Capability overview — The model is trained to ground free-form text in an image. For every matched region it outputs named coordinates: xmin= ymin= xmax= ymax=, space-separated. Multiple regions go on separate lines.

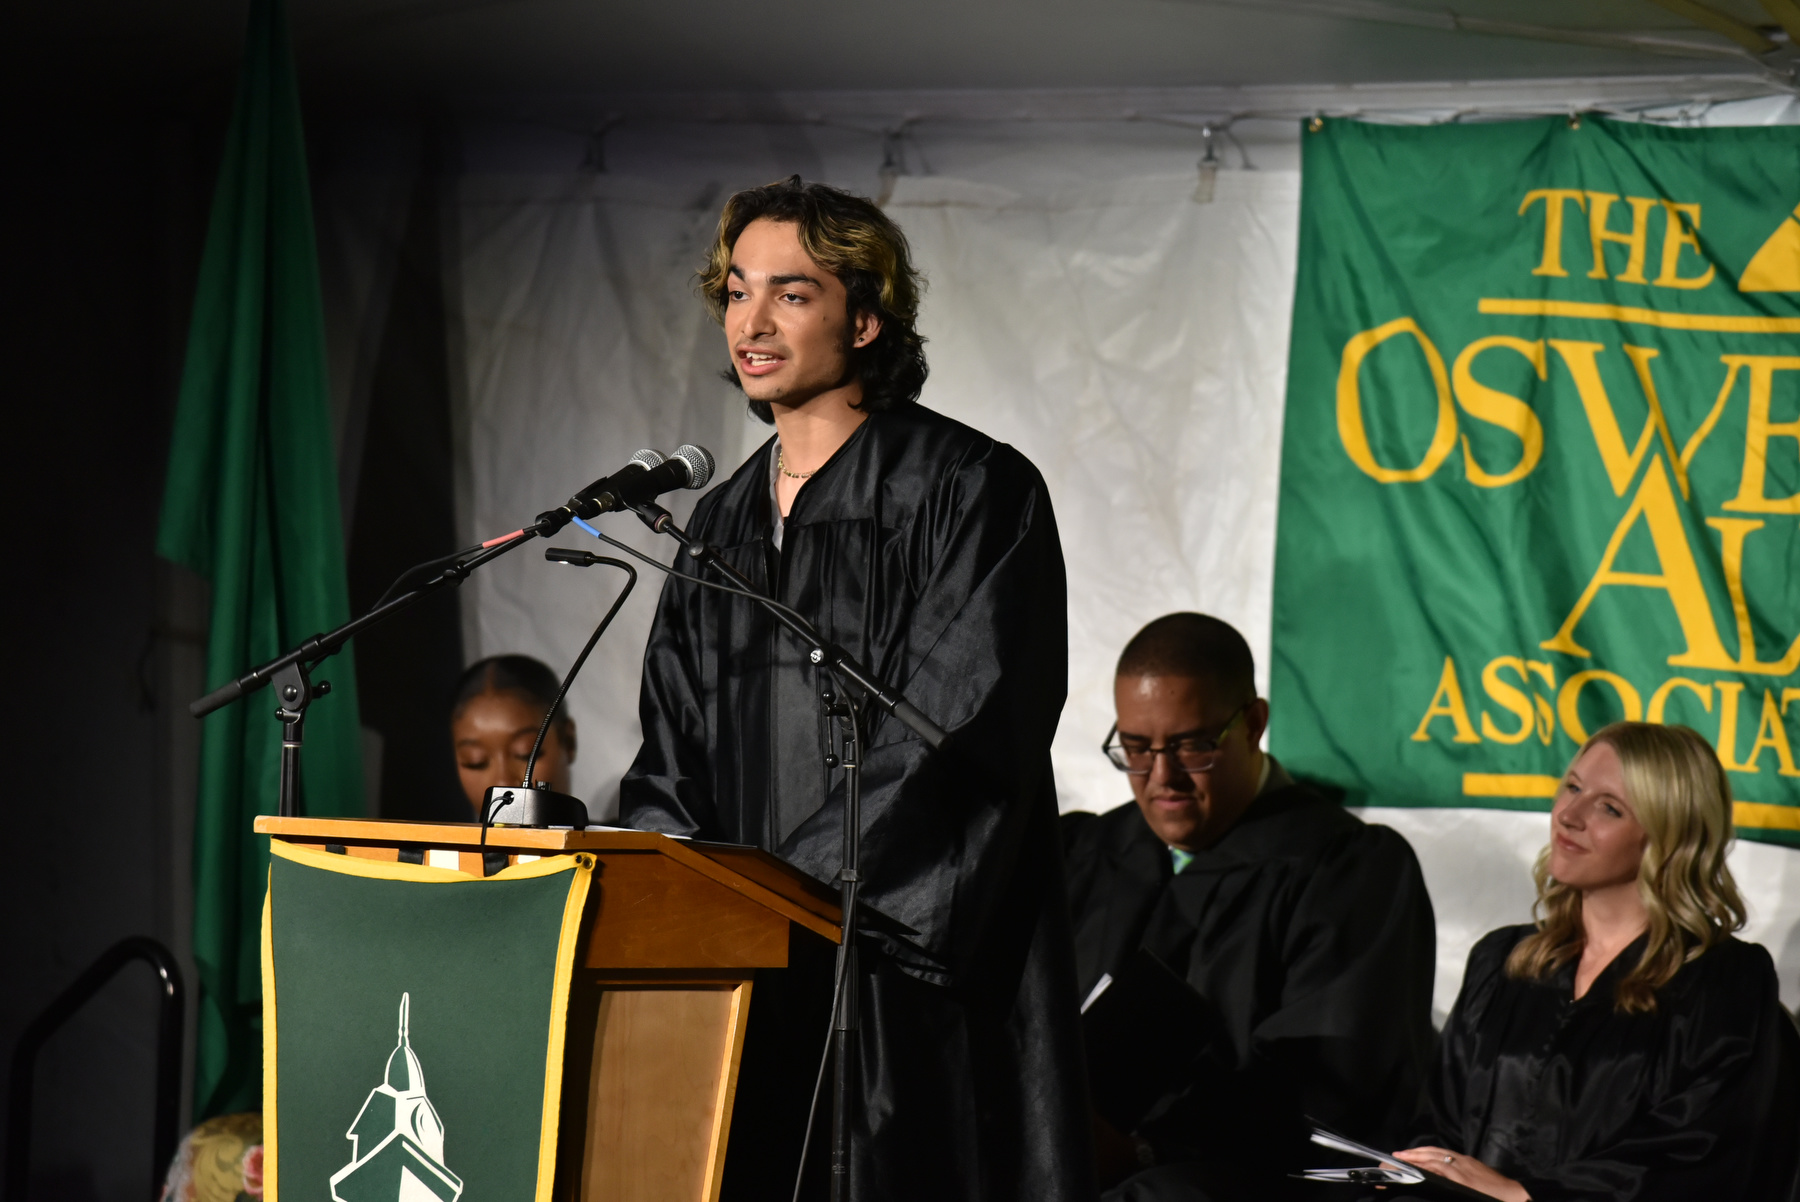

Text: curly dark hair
xmin=698 ymin=175 xmax=928 ymax=424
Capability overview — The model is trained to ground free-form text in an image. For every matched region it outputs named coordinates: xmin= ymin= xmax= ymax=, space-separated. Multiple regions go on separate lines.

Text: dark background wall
xmin=342 ymin=138 xmax=469 ymax=824
xmin=0 ymin=98 xmax=464 ymax=1202
xmin=0 ymin=111 xmax=214 ymax=1201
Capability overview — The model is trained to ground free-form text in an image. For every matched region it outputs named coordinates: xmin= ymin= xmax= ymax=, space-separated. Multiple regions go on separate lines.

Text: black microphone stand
xmin=823 ymin=687 xmax=862 ymax=1202
xmin=188 ymin=448 xmax=701 ymax=820
xmin=627 ymin=501 xmax=943 ymax=1202
xmin=189 ymin=525 xmax=545 ymax=817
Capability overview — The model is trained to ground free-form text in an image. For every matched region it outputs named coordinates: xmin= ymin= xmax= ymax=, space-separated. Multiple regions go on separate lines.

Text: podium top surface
xmin=256 ymin=815 xmax=841 ymax=942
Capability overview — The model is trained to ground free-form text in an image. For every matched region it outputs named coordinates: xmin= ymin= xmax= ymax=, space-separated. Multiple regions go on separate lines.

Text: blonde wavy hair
xmin=697 ymin=175 xmax=927 ymax=423
xmin=1506 ymin=721 xmax=1746 ymax=1012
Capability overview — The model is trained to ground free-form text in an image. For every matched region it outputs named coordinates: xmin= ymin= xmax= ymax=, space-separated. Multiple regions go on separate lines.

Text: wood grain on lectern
xmin=585 ymin=852 xmax=789 ymax=969
xmin=581 ymin=984 xmax=750 ymax=1202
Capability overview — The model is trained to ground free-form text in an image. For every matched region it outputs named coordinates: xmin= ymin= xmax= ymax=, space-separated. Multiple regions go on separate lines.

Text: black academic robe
xmin=1062 ymin=768 xmax=1437 ymax=1193
xmin=1417 ymin=925 xmax=1800 ymax=1202
xmin=621 ymin=404 xmax=1094 ymax=1202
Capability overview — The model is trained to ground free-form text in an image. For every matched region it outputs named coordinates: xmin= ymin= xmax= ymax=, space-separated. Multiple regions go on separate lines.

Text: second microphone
xmin=540 ymin=444 xmax=717 ymax=534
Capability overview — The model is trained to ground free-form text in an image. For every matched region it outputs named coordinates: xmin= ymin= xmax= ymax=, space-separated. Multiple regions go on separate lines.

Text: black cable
xmin=480 ymin=556 xmax=635 ymax=853
xmin=793 ymin=692 xmax=862 ymax=1202
xmin=583 ymin=525 xmax=869 ymax=1196
xmin=525 ymin=557 xmax=637 ymax=788
xmin=585 ymin=528 xmax=821 ymax=635
xmin=792 ymin=968 xmax=839 ymax=1202
xmin=370 ymin=541 xmax=484 ymax=613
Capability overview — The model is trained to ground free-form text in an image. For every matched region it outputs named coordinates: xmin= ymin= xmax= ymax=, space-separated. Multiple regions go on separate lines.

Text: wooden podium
xmin=257 ymin=816 xmax=841 ymax=1202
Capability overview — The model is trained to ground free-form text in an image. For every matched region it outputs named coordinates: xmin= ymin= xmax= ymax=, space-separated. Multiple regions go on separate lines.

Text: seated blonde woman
xmin=1397 ymin=722 xmax=1799 ymax=1201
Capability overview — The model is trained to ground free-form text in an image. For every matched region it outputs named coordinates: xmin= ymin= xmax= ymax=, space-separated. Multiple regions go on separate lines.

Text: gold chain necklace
xmin=777 ymin=449 xmax=815 ymax=479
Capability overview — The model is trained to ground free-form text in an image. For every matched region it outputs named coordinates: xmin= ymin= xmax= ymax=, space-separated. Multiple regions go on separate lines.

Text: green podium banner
xmin=1271 ymin=115 xmax=1800 ymax=846
xmin=262 ymin=844 xmax=593 ymax=1201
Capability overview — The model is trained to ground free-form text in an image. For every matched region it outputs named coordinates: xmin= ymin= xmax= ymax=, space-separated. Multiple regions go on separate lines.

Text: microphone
xmin=535 ymin=448 xmax=661 ymax=535
xmin=535 ymin=445 xmax=716 ymax=536
xmin=568 ymin=448 xmax=666 ymax=520
xmin=604 ymin=444 xmax=715 ymax=512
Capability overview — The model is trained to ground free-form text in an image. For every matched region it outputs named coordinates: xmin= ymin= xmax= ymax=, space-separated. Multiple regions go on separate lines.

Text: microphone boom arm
xmin=189 ymin=527 xmax=540 ymax=720
xmin=188 ymin=526 xmax=546 ymax=822
xmin=189 ymin=446 xmax=709 ymax=821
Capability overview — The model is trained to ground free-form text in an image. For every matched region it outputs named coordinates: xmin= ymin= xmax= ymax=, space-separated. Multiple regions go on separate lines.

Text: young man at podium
xmin=620 ymin=177 xmax=1094 ymax=1200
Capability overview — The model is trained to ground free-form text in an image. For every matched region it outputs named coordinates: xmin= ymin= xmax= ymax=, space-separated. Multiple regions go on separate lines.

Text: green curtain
xmin=157 ymin=0 xmax=364 ymax=1119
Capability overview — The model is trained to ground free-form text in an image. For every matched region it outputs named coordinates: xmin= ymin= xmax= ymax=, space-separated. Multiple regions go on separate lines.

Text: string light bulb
xmin=876 ymin=128 xmax=907 ymax=206
xmin=1193 ymin=125 xmax=1219 ymax=204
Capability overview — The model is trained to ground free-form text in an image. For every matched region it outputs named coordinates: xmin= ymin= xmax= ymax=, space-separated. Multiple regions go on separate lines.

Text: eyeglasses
xmin=1102 ymin=702 xmax=1252 ymax=776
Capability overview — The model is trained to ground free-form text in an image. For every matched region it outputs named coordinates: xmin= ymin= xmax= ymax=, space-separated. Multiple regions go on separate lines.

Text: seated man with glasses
xmin=1064 ymin=612 xmax=1437 ymax=1201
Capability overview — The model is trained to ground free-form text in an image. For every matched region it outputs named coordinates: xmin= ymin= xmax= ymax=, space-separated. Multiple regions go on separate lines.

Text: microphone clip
xmin=533 ymin=508 xmax=573 ymax=537
xmin=632 ymin=501 xmax=676 ymax=535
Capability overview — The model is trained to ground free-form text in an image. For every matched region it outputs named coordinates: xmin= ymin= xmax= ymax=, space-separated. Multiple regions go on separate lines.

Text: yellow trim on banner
xmin=1733 ymin=801 xmax=1800 ymax=831
xmin=269 ymin=840 xmax=460 ymax=881
xmin=262 ymin=840 xmax=594 ymax=1202
xmin=1477 ymin=298 xmax=1800 ymax=334
xmin=1463 ymin=772 xmax=1560 ymax=798
xmin=536 ymin=853 xmax=593 ymax=1202
xmin=261 ymin=875 xmax=279 ymax=1202
xmin=268 ymin=838 xmax=587 ymax=882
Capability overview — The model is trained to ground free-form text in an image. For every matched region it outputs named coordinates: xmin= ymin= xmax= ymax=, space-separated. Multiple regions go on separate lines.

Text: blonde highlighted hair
xmin=1506 ymin=721 xmax=1746 ymax=1012
xmin=697 ymin=175 xmax=927 ymax=423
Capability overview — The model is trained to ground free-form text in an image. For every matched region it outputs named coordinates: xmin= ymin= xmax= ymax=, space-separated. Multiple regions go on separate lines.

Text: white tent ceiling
xmin=7 ymin=0 xmax=1796 ymax=110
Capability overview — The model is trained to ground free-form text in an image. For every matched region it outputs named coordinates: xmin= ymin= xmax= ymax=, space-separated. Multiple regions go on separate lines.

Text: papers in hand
xmin=1299 ymin=1127 xmax=1424 ymax=1185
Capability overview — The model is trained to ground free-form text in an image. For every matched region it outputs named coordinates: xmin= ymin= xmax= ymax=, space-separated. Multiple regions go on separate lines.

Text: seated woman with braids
xmin=1396 ymin=721 xmax=1799 ymax=1201
xmin=449 ymin=655 xmax=577 ymax=817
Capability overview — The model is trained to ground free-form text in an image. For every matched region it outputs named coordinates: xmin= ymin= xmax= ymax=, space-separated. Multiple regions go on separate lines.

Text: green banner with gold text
xmin=1271 ymin=115 xmax=1800 ymax=846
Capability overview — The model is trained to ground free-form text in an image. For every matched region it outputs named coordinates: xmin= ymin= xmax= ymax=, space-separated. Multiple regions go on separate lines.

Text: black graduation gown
xmin=1417 ymin=925 xmax=1800 ymax=1202
xmin=1061 ymin=768 xmax=1437 ymax=1194
xmin=620 ymin=404 xmax=1094 ymax=1202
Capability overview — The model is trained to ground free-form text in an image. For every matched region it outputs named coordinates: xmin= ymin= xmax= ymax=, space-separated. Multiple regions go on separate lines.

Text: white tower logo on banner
xmin=329 ymin=993 xmax=465 ymax=1202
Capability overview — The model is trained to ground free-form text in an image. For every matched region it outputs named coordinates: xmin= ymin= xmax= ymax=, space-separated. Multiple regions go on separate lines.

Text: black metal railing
xmin=4 ymin=937 xmax=184 ymax=1202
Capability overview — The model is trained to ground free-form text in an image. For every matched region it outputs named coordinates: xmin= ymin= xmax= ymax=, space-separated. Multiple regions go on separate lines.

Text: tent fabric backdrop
xmin=444 ymin=111 xmax=1800 ymax=1019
